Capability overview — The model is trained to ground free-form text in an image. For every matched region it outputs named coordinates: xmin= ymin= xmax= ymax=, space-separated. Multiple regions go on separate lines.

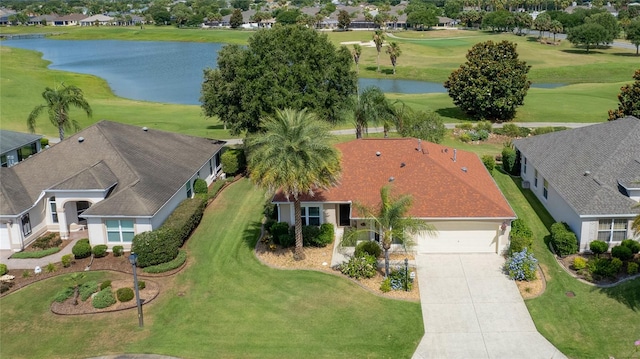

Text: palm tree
xmin=352 ymin=44 xmax=362 ymax=74
xmin=373 ymin=29 xmax=385 ymax=72
xmin=27 ymin=84 xmax=92 ymax=141
xmin=246 ymin=108 xmax=341 ymax=260
xmin=386 ymin=41 xmax=402 ymax=75
xmin=353 ymin=86 xmax=392 ymax=139
xmin=345 ymin=185 xmax=436 ymax=276
xmin=64 ymin=273 xmax=85 ymax=306
xmin=550 ymin=20 xmax=563 ymax=42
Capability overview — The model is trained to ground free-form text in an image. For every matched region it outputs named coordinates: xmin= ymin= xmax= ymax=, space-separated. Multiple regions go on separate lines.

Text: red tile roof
xmin=273 ymin=138 xmax=515 ymax=219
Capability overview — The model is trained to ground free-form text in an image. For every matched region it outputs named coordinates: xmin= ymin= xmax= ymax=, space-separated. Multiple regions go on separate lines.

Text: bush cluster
xmin=611 ymin=245 xmax=633 ymax=261
xmin=299 ymin=223 xmax=334 ymax=247
xmin=589 ymin=240 xmax=609 ymax=257
xmin=497 ymin=123 xmax=531 ymax=138
xmin=340 ymin=254 xmax=377 ymax=279
xmin=481 ymin=155 xmax=496 ymax=172
xmin=509 ymin=219 xmax=533 ymax=254
xmin=32 ymin=232 xmax=62 ymax=250
xmin=354 ymin=241 xmax=382 ymax=258
xmin=550 ymin=222 xmax=577 ymax=256
xmin=221 ymin=148 xmax=246 ymax=176
xmin=388 ymin=266 xmax=413 ymax=291
xmin=72 ymin=239 xmax=92 ymax=259
xmin=621 ymin=239 xmax=640 ymax=254
xmin=193 ymin=178 xmax=208 ymax=195
xmin=0 ymin=263 xmax=7 ymax=276
xmin=80 ymin=281 xmax=99 ymax=301
xmin=504 ymin=248 xmax=538 ymax=281
xmin=116 ymin=287 xmax=135 ymax=302
xmin=143 ymin=250 xmax=187 ymax=273
xmin=92 ymin=287 xmax=116 ymax=309
xmin=92 ymin=245 xmax=108 ymax=258
xmin=131 ymin=229 xmax=180 ymax=268
xmin=112 ymin=245 xmax=124 ymax=257
xmin=269 ymin=222 xmax=293 ymax=247
xmin=11 ymin=247 xmax=61 ymax=259
xmin=587 ymin=258 xmax=622 ymax=279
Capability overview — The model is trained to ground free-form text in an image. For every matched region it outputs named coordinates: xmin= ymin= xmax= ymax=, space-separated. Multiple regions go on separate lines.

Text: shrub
xmin=32 ymin=233 xmax=58 ymax=249
xmin=380 ymin=278 xmax=391 ymax=292
xmin=455 ymin=122 xmax=474 ymax=130
xmin=481 ymin=155 xmax=495 ymax=172
xmin=388 ymin=266 xmax=413 ymax=291
xmin=160 ymin=195 xmax=207 ymax=247
xmin=550 ymin=222 xmax=577 ymax=256
xmin=476 ymin=129 xmax=490 ymax=141
xmin=277 ymin=233 xmax=295 ymax=248
xmin=627 ymin=262 xmax=639 ymax=275
xmin=112 ymin=245 xmax=124 ymax=257
xmin=221 ymin=148 xmax=246 ymax=175
xmin=341 ymin=226 xmax=359 ymax=247
xmin=459 ymin=132 xmax=472 ymax=143
xmin=0 ymin=281 xmax=14 ymax=294
xmin=80 ymin=281 xmax=99 ymax=301
xmin=61 ymin=254 xmax=73 ymax=268
xmin=40 ymin=137 xmax=49 ymax=147
xmin=209 ymin=179 xmax=226 ymax=199
xmin=501 ymin=123 xmax=522 ymax=137
xmin=587 ymin=258 xmax=620 ymax=279
xmin=611 ymin=258 xmax=623 ymax=273
xmin=116 ymin=287 xmax=135 ymax=302
xmin=92 ymin=245 xmax=108 ymax=258
xmin=533 ymin=126 xmax=554 ymax=135
xmin=53 ymin=287 xmax=74 ymax=303
xmin=316 ymin=223 xmax=335 ymax=247
xmin=143 ymin=250 xmax=187 ymax=273
xmin=340 ymin=254 xmax=377 ymax=279
xmin=354 ymin=241 xmax=382 ymax=258
xmin=589 ymin=240 xmax=609 ymax=257
xmin=302 ymin=225 xmax=321 ymax=247
xmin=475 ymin=120 xmax=493 ymax=133
xmin=611 ymin=245 xmax=633 ymax=261
xmin=504 ymin=248 xmax=538 ymax=281
xmin=501 ymin=146 xmax=517 ymax=174
xmin=621 ymin=239 xmax=640 ymax=254
xmin=11 ymin=247 xmax=61 ymax=259
xmin=100 ymin=280 xmax=112 ymax=291
xmin=573 ymin=256 xmax=587 ymax=270
xmin=131 ymin=229 xmax=180 ymax=267
xmin=270 ymin=222 xmax=290 ymax=238
xmin=0 ymin=263 xmax=7 ymax=276
xmin=193 ymin=178 xmax=208 ymax=194
xmin=264 ymin=218 xmax=277 ymax=234
xmin=45 ymin=262 xmax=56 ymax=273
xmin=92 ymin=288 xmax=116 ymax=309
xmin=72 ymin=238 xmax=92 ymax=259
xmin=22 ymin=270 xmax=31 ymax=278
xmin=138 ymin=281 xmax=146 ymax=290
xmin=509 ymin=219 xmax=533 ymax=254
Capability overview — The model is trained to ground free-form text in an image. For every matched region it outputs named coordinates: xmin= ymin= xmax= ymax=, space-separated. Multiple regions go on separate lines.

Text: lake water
xmin=1 ymin=38 xmax=562 ymax=105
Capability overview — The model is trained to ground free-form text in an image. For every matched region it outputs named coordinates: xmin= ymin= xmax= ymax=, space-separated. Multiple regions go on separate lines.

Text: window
xmin=1 ymin=154 xmax=6 ymax=167
xmin=106 ymin=220 xmax=135 ymax=243
xmin=21 ymin=214 xmax=32 ymax=236
xmin=301 ymin=206 xmax=320 ymax=226
xmin=185 ymin=181 xmax=192 ymax=198
xmin=543 ymin=179 xmax=548 ymax=199
xmin=523 ymin=157 xmax=527 ymax=174
xmin=49 ymin=197 xmax=58 ymax=223
xmin=597 ymin=219 xmax=628 ymax=242
xmin=215 ymin=152 xmax=221 ymax=170
xmin=534 ymin=169 xmax=538 ymax=188
xmin=209 ymin=158 xmax=213 ymax=175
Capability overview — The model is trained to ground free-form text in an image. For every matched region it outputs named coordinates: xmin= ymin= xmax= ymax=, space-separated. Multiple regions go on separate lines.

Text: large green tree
xmin=625 ymin=19 xmax=640 ymax=55
xmin=444 ymin=40 xmax=531 ymax=122
xmin=353 ymin=86 xmax=392 ymax=139
xmin=27 ymin=84 xmax=92 ymax=141
xmin=567 ymin=23 xmax=608 ymax=53
xmin=201 ymin=25 xmax=357 ymax=135
xmin=338 ymin=9 xmax=351 ymax=30
xmin=229 ymin=8 xmax=243 ymax=28
xmin=608 ymin=69 xmax=640 ymax=120
xmin=246 ymin=108 xmax=341 ymax=260
xmin=345 ymin=185 xmax=436 ymax=276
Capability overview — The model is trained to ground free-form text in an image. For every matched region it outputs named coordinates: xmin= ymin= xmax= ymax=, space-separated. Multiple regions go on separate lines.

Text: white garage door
xmin=415 ymin=221 xmax=501 ymax=254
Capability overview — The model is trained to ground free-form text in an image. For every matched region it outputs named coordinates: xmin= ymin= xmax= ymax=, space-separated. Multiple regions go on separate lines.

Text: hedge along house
xmin=514 ymin=116 xmax=640 ymax=252
xmin=273 ymin=138 xmax=516 ymax=254
xmin=0 ymin=120 xmax=225 ymax=252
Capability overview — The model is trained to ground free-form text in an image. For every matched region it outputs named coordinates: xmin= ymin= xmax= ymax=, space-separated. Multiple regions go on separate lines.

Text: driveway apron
xmin=412 ymin=254 xmax=566 ymax=359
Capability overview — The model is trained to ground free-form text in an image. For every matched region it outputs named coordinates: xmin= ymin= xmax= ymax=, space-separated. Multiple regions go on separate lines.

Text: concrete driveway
xmin=412 ymin=254 xmax=566 ymax=359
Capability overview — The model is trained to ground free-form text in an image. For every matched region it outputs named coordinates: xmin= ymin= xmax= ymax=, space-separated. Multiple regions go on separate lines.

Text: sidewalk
xmin=0 ymin=231 xmax=86 ymax=270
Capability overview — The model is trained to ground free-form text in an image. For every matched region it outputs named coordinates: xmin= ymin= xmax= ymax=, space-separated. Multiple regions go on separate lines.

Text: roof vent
xmin=461 ymin=167 xmax=468 ymax=173
xmin=400 ymin=162 xmax=406 ymax=168
xmin=389 ymin=176 xmax=395 ymax=182
xmin=584 ymin=170 xmax=591 ymax=176
xmin=453 ymin=149 xmax=457 ymax=162
xmin=417 ymin=139 xmax=422 ymax=152
xmin=142 ymin=126 xmax=148 ymax=132
xmin=376 ymin=151 xmax=381 ymax=157
xmin=78 ymin=137 xmax=85 ymax=143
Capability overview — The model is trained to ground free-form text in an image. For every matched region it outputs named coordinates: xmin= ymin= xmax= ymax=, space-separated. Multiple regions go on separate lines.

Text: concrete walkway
xmin=0 ymin=231 xmax=86 ymax=270
xmin=412 ymin=254 xmax=566 ymax=359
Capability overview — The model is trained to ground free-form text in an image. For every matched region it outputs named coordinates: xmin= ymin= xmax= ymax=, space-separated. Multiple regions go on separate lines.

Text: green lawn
xmin=494 ymin=171 xmax=640 ymax=359
xmin=0 ymin=179 xmax=424 ymax=359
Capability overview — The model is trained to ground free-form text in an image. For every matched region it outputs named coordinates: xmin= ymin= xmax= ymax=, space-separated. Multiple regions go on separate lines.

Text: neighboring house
xmin=0 ymin=120 xmax=225 ymax=252
xmin=27 ymin=14 xmax=58 ymax=26
xmin=0 ymin=130 xmax=43 ymax=168
xmin=53 ymin=14 xmax=86 ymax=26
xmin=514 ymin=116 xmax=640 ymax=252
xmin=79 ymin=14 xmax=114 ymax=26
xmin=273 ymin=138 xmax=516 ymax=254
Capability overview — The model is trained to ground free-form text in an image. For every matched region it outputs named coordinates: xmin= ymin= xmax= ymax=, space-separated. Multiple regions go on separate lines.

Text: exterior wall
xmin=0 ymin=223 xmax=11 ymax=249
xmin=579 ymin=217 xmax=638 ymax=252
xmin=87 ymin=217 xmax=151 ymax=249
xmin=276 ymin=202 xmax=328 ymax=225
xmin=416 ymin=220 xmax=509 ymax=254
xmin=278 ymin=203 xmax=292 ymax=223
xmin=323 ymin=204 xmax=337 ymax=227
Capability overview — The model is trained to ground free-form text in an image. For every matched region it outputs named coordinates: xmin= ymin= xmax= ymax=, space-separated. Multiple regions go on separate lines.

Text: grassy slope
xmin=0 ymin=180 xmax=424 ymax=359
xmin=494 ymin=171 xmax=640 ymax=359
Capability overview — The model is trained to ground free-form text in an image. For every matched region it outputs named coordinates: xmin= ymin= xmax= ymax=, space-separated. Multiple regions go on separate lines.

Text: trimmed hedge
xmin=354 ymin=240 xmax=382 ymax=258
xmin=92 ymin=245 xmax=108 ymax=258
xmin=194 ymin=178 xmax=208 ymax=194
xmin=131 ymin=229 xmax=180 ymax=268
xmin=160 ymin=195 xmax=207 ymax=247
xmin=589 ymin=240 xmax=609 ymax=257
xmin=621 ymin=239 xmax=640 ymax=254
xmin=0 ymin=263 xmax=7 ymax=275
xmin=72 ymin=239 xmax=92 ymax=259
xmin=481 ymin=154 xmax=495 ymax=172
xmin=143 ymin=250 xmax=187 ymax=273
xmin=509 ymin=219 xmax=533 ymax=254
xmin=61 ymin=254 xmax=73 ymax=268
xmin=501 ymin=146 xmax=517 ymax=175
xmin=116 ymin=287 xmax=135 ymax=302
xmin=12 ymin=247 xmax=61 ymax=259
xmin=112 ymin=245 xmax=124 ymax=257
xmin=611 ymin=245 xmax=633 ymax=261
xmin=221 ymin=148 xmax=246 ymax=176
xmin=316 ymin=223 xmax=334 ymax=247
xmin=550 ymin=222 xmax=578 ymax=256
xmin=92 ymin=287 xmax=116 ymax=309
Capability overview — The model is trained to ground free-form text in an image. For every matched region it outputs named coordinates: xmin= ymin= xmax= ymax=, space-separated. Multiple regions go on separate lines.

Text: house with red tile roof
xmin=273 ymin=138 xmax=516 ymax=253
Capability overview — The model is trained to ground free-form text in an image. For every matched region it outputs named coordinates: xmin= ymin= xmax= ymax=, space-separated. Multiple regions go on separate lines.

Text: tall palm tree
xmin=346 ymin=185 xmax=436 ymax=276
xmin=353 ymin=86 xmax=392 ymax=139
xmin=246 ymin=108 xmax=342 ymax=260
xmin=386 ymin=42 xmax=402 ymax=75
xmin=550 ymin=20 xmax=563 ymax=42
xmin=373 ymin=29 xmax=385 ymax=72
xmin=27 ymin=84 xmax=92 ymax=141
xmin=352 ymin=44 xmax=362 ymax=74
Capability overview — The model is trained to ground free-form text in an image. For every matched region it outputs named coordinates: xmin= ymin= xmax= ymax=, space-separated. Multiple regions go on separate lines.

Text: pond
xmin=2 ymin=38 xmax=564 ymax=105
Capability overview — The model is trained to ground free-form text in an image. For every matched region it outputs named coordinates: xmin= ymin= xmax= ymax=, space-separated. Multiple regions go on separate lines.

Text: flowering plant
xmin=504 ymin=248 xmax=538 ymax=281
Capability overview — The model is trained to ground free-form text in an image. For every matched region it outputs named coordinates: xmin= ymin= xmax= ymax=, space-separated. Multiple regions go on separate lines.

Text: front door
xmin=339 ymin=204 xmax=351 ymax=227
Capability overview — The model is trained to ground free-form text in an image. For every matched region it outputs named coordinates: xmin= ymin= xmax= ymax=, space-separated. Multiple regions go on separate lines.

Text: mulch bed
xmin=558 ymin=253 xmax=640 ymax=286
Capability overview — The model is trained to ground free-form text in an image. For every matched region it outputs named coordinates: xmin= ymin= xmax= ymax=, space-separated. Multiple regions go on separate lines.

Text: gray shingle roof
xmin=0 ymin=130 xmax=42 ymax=155
xmin=514 ymin=116 xmax=640 ymax=216
xmin=0 ymin=121 xmax=225 ymax=217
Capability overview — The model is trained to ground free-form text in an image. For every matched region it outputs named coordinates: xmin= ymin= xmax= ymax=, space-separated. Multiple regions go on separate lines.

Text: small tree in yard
xmin=444 ymin=40 xmax=531 ymax=122
xmin=64 ymin=273 xmax=86 ymax=306
xmin=625 ymin=19 xmax=640 ymax=55
xmin=608 ymin=69 xmax=640 ymax=120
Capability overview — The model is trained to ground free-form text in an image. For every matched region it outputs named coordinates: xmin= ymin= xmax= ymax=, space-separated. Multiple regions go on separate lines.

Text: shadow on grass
xmin=560 ymin=49 xmax=603 ymax=55
xmin=363 ymin=66 xmax=393 ymax=75
xmin=241 ymin=220 xmax=263 ymax=250
xmin=594 ymin=278 xmax=640 ymax=312
xmin=612 ymin=52 xmax=640 ymax=57
xmin=206 ymin=124 xmax=225 ymax=130
xmin=436 ymin=107 xmax=469 ymax=121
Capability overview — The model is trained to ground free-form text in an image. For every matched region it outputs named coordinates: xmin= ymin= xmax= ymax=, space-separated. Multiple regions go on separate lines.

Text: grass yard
xmin=0 ymin=179 xmax=424 ymax=359
xmin=494 ymin=171 xmax=640 ymax=359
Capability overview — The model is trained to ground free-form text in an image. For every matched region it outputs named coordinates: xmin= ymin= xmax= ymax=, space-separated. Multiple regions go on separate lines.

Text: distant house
xmin=79 ymin=14 xmax=114 ymax=26
xmin=0 ymin=121 xmax=225 ymax=252
xmin=273 ymin=138 xmax=516 ymax=254
xmin=0 ymin=130 xmax=42 ymax=168
xmin=53 ymin=13 xmax=86 ymax=26
xmin=27 ymin=14 xmax=58 ymax=26
xmin=514 ymin=116 xmax=640 ymax=252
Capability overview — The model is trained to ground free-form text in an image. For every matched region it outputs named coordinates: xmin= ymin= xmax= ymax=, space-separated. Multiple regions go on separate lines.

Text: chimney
xmin=453 ymin=149 xmax=457 ymax=162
